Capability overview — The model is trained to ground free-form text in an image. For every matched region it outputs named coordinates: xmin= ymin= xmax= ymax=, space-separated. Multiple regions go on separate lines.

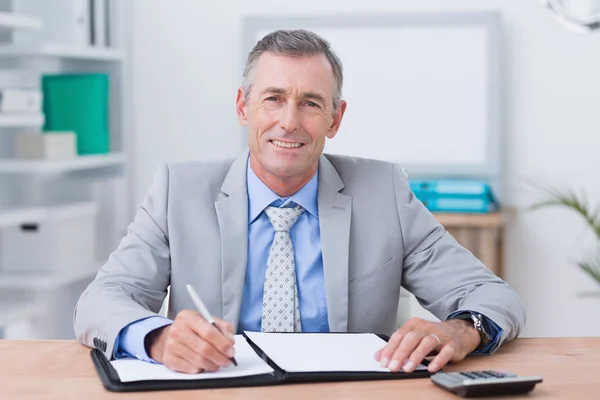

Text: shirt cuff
xmin=445 ymin=310 xmax=503 ymax=355
xmin=113 ymin=316 xmax=173 ymax=363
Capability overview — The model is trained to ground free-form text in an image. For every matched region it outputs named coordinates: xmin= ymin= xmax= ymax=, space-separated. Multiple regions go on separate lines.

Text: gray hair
xmin=242 ymin=29 xmax=344 ymax=111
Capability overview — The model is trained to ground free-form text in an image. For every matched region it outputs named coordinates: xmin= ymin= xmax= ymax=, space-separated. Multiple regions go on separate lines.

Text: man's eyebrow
xmin=302 ymin=92 xmax=326 ymax=104
xmin=258 ymin=87 xmax=327 ymax=104
xmin=259 ymin=87 xmax=288 ymax=96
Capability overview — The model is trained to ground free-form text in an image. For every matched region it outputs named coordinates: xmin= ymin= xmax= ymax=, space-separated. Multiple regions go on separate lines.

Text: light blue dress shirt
xmin=239 ymin=162 xmax=329 ymax=333
xmin=113 ymin=161 xmax=502 ymax=361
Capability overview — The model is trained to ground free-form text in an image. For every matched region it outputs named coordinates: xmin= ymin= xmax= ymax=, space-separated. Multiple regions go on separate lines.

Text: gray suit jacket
xmin=74 ymin=150 xmax=525 ymax=359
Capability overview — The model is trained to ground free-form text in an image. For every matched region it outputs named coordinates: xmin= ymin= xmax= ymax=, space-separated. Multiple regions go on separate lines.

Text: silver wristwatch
xmin=470 ymin=313 xmax=493 ymax=346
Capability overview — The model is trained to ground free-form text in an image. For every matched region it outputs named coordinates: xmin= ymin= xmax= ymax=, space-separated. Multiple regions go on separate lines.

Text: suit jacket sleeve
xmin=73 ymin=164 xmax=172 ymax=359
xmin=392 ymin=164 xmax=526 ymax=346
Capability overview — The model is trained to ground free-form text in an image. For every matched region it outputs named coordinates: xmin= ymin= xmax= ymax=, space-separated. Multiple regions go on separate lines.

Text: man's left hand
xmin=375 ymin=317 xmax=481 ymax=373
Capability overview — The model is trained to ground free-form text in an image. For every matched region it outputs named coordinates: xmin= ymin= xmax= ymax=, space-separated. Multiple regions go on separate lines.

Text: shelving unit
xmin=0 ymin=2 xmax=131 ymax=340
xmin=0 ymin=206 xmax=46 ymax=229
xmin=0 ymin=10 xmax=43 ymax=31
xmin=0 ymin=262 xmax=101 ymax=290
xmin=0 ymin=113 xmax=44 ymax=127
xmin=0 ymin=153 xmax=125 ymax=173
xmin=0 ymin=201 xmax=108 ymax=229
xmin=0 ymin=44 xmax=124 ymax=61
xmin=0 ymin=300 xmax=46 ymax=328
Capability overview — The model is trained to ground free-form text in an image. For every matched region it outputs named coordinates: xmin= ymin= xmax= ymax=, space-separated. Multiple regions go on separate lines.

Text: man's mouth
xmin=270 ymin=140 xmax=304 ymax=149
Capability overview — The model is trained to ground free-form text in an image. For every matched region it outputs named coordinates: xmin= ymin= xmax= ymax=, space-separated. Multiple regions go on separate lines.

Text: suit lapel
xmin=215 ymin=150 xmax=249 ymax=332
xmin=318 ymin=155 xmax=352 ymax=332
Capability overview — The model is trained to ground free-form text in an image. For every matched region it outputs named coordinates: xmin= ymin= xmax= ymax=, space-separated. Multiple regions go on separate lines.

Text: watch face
xmin=472 ymin=314 xmax=492 ymax=341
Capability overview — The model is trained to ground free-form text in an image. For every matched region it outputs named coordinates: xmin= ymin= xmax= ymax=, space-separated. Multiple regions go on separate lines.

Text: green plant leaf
xmin=527 ymin=180 xmax=600 ymax=286
xmin=577 ymin=257 xmax=600 ymax=286
xmin=528 ymin=184 xmax=600 ymax=239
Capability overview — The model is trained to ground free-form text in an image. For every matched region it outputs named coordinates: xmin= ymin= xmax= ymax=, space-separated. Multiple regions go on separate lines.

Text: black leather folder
xmin=91 ymin=333 xmax=433 ymax=392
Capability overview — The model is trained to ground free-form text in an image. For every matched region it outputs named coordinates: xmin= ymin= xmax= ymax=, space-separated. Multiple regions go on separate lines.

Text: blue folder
xmin=409 ymin=179 xmax=497 ymax=213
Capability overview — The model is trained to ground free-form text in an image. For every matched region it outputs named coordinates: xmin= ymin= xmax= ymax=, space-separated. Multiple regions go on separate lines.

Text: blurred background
xmin=0 ymin=0 xmax=599 ymax=341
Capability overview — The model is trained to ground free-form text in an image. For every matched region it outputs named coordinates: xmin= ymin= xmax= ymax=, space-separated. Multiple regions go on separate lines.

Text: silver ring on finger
xmin=429 ymin=333 xmax=441 ymax=346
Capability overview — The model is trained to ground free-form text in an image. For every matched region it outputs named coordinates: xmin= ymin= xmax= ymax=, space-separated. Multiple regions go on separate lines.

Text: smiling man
xmin=74 ymin=30 xmax=525 ymax=375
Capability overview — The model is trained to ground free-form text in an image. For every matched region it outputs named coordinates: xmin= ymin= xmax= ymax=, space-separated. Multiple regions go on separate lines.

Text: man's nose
xmin=278 ymin=103 xmax=300 ymax=133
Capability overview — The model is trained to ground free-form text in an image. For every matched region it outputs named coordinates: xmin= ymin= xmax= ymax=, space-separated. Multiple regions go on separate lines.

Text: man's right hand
xmin=145 ymin=310 xmax=236 ymax=373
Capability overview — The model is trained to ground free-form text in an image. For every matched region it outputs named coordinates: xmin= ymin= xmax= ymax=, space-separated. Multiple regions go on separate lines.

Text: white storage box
xmin=0 ymin=89 xmax=42 ymax=113
xmin=16 ymin=132 xmax=77 ymax=160
xmin=0 ymin=70 xmax=37 ymax=89
xmin=0 ymin=202 xmax=98 ymax=274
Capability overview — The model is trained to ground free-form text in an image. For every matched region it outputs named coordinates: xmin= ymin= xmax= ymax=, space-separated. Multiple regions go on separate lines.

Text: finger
xmin=170 ymin=314 xmax=233 ymax=368
xmin=163 ymin=354 xmax=205 ymax=374
xmin=428 ymin=345 xmax=456 ymax=373
xmin=378 ymin=324 xmax=414 ymax=367
xmin=403 ymin=334 xmax=439 ymax=373
xmin=388 ymin=330 xmax=423 ymax=372
xmin=213 ymin=318 xmax=235 ymax=343
xmin=374 ymin=349 xmax=382 ymax=361
xmin=180 ymin=311 xmax=236 ymax=362
xmin=171 ymin=341 xmax=222 ymax=372
xmin=174 ymin=326 xmax=232 ymax=368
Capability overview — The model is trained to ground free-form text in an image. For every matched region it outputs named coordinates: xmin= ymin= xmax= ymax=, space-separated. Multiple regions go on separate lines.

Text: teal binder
xmin=409 ymin=179 xmax=498 ymax=213
xmin=42 ymin=73 xmax=110 ymax=155
xmin=410 ymin=179 xmax=492 ymax=198
xmin=420 ymin=197 xmax=496 ymax=213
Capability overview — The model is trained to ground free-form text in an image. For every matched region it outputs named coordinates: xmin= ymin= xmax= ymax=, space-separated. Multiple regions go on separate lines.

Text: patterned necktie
xmin=261 ymin=204 xmax=305 ymax=332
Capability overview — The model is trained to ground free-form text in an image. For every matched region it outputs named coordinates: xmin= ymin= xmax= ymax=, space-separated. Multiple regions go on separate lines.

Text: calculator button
xmin=435 ymin=373 xmax=463 ymax=384
xmin=483 ymin=370 xmax=498 ymax=376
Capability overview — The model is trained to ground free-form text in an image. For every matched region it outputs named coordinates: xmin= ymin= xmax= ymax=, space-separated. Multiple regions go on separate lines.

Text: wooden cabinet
xmin=434 ymin=212 xmax=508 ymax=277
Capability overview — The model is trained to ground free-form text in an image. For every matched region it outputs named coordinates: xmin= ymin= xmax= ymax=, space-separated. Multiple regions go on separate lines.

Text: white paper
xmin=244 ymin=331 xmax=428 ymax=373
xmin=111 ymin=335 xmax=274 ymax=383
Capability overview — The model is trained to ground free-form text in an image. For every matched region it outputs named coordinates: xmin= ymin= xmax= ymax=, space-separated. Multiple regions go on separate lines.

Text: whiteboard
xmin=244 ymin=13 xmax=502 ymax=179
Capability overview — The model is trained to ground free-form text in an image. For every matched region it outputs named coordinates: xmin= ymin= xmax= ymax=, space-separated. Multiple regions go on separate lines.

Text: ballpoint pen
xmin=185 ymin=284 xmax=238 ymax=367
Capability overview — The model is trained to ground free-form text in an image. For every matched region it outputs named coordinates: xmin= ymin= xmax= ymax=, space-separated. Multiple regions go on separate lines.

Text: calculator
xmin=430 ymin=370 xmax=543 ymax=397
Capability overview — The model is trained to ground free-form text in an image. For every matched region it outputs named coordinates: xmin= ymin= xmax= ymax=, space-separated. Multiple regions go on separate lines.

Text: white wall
xmin=128 ymin=0 xmax=600 ymax=337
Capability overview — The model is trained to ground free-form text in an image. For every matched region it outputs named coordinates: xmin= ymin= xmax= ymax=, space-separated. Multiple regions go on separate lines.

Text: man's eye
xmin=265 ymin=96 xmax=278 ymax=101
xmin=305 ymin=101 xmax=319 ymax=107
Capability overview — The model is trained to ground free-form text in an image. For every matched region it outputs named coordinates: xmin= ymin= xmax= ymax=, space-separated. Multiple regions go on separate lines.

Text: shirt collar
xmin=247 ymin=159 xmax=319 ymax=224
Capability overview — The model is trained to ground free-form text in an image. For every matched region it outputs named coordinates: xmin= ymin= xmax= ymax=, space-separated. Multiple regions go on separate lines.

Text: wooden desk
xmin=1 ymin=338 xmax=598 ymax=399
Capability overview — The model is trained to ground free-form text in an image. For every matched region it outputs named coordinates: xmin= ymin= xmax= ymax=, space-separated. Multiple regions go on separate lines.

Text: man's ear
xmin=326 ymin=100 xmax=347 ymax=139
xmin=236 ymin=88 xmax=249 ymax=126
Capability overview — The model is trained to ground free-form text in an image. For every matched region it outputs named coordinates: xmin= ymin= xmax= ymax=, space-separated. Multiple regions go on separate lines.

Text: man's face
xmin=236 ymin=53 xmax=346 ymax=182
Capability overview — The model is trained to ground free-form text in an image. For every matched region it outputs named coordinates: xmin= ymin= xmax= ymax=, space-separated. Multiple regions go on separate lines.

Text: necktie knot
xmin=265 ymin=204 xmax=305 ymax=232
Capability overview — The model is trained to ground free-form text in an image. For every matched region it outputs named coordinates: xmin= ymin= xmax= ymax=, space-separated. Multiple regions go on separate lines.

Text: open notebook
xmin=91 ymin=332 xmax=432 ymax=392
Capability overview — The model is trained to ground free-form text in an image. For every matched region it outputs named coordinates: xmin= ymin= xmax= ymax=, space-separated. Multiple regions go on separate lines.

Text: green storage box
xmin=42 ymin=73 xmax=110 ymax=155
